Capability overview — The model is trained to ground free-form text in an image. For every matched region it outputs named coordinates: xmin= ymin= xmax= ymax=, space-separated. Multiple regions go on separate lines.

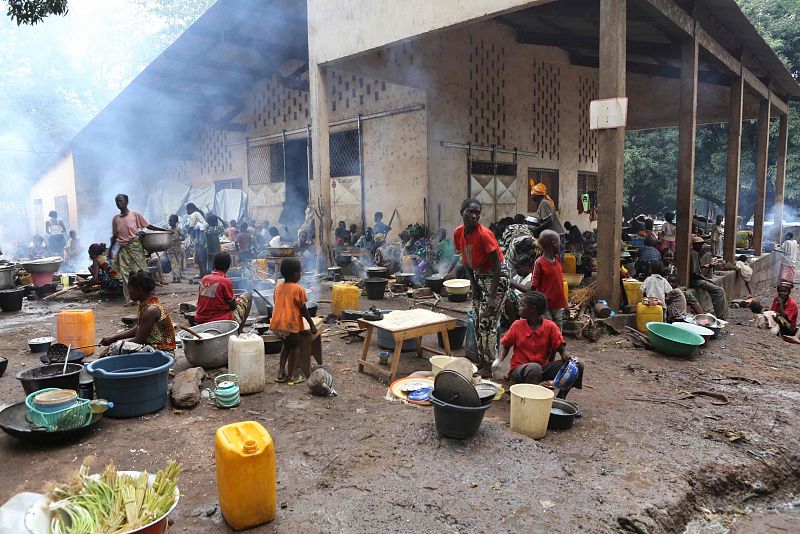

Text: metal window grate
xmin=577 ymin=171 xmax=598 ymax=195
xmin=247 ymin=143 xmax=284 ymax=185
xmin=330 ymin=129 xmax=360 ymax=178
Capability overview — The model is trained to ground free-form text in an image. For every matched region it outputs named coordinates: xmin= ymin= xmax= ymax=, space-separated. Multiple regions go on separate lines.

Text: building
xmin=28 ymin=0 xmax=799 ymax=306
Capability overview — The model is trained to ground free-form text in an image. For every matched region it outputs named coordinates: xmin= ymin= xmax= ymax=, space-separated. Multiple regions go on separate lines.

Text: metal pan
xmin=0 ymin=402 xmax=102 ymax=444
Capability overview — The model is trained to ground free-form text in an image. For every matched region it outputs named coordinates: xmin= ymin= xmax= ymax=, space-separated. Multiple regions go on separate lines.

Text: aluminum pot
xmin=22 ymin=257 xmax=62 ymax=274
xmin=394 ymin=272 xmax=415 ymax=285
xmin=268 ymin=247 xmax=295 ymax=257
xmin=178 ymin=320 xmax=239 ymax=369
xmin=0 ymin=267 xmax=13 ymax=290
xmin=140 ymin=231 xmax=173 ymax=252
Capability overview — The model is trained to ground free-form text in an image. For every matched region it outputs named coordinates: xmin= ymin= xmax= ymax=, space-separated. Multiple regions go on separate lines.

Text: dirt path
xmin=0 ymin=276 xmax=798 ymax=533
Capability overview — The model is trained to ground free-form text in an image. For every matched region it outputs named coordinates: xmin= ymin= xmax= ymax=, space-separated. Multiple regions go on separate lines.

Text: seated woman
xmin=496 ymin=291 xmax=584 ymax=399
xmin=77 ymin=243 xmax=123 ymax=293
xmin=99 ymin=270 xmax=176 ymax=355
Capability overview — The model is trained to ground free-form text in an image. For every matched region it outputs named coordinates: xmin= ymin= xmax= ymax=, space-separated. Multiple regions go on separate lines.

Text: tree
xmin=6 ymin=0 xmax=67 ymax=25
xmin=624 ymin=0 xmax=800 ymax=223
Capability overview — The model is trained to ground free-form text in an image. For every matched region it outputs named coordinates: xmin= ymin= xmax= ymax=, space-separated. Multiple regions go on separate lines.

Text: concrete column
xmin=596 ymin=0 xmax=626 ymax=309
xmin=309 ymin=64 xmax=332 ymax=265
xmin=773 ymin=113 xmax=789 ymax=244
xmin=675 ymin=36 xmax=699 ymax=286
xmin=752 ymin=98 xmax=771 ymax=256
xmin=723 ymin=75 xmax=743 ymax=263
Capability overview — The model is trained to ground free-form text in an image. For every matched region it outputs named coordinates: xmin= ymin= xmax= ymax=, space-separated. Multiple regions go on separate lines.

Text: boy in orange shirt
xmin=271 ymin=257 xmax=317 ymax=384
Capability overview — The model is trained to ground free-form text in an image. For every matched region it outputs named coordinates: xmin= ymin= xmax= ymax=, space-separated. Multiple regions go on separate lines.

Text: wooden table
xmin=357 ymin=309 xmax=457 ymax=383
xmin=299 ymin=317 xmax=325 ymax=378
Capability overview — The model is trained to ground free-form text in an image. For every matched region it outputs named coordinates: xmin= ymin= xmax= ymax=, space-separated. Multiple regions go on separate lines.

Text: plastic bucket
xmin=430 ymin=392 xmax=491 ymax=439
xmin=364 ymin=278 xmax=387 ymax=300
xmin=437 ymin=320 xmax=467 ymax=350
xmin=86 ymin=352 xmax=174 ymax=418
xmin=509 ymin=384 xmax=554 ymax=439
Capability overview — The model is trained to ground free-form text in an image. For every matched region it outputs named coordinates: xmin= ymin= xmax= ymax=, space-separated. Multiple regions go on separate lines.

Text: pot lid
xmin=29 ymin=337 xmax=55 ymax=344
xmin=34 ymin=389 xmax=77 ymax=406
xmin=433 ymin=370 xmax=480 ymax=407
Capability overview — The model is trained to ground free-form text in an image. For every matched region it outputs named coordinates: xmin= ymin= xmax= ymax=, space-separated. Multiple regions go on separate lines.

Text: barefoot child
xmin=532 ymin=229 xmax=568 ymax=331
xmin=272 ymin=257 xmax=317 ymax=384
xmin=496 ymin=291 xmax=584 ymax=399
xmin=772 ymin=281 xmax=799 ymax=341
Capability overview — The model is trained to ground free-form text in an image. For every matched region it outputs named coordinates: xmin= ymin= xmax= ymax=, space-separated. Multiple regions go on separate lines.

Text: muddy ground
xmin=0 ymin=273 xmax=798 ymax=533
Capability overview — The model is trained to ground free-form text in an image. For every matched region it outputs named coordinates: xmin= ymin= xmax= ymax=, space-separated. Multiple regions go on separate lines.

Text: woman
xmin=454 ymin=198 xmax=509 ymax=376
xmin=166 ymin=215 xmax=186 ymax=283
xmin=78 ymin=243 xmax=123 ymax=293
xmin=205 ymin=214 xmax=224 ymax=274
xmin=45 ymin=211 xmax=67 ymax=256
xmin=112 ymin=194 xmax=165 ymax=305
xmin=185 ymin=203 xmax=208 ymax=276
xmin=99 ymin=270 xmax=176 ymax=355
xmin=530 ymin=183 xmax=564 ymax=235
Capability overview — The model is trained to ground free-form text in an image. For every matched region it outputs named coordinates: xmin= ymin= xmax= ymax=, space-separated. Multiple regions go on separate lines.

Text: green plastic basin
xmin=646 ymin=322 xmax=704 ymax=357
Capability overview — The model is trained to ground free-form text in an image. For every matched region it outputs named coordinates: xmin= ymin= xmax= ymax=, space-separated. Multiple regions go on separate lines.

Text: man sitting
xmin=196 ymin=252 xmax=252 ymax=333
xmin=689 ymin=237 xmax=728 ymax=319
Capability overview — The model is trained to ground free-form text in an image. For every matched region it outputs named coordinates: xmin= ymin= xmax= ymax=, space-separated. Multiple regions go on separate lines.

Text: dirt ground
xmin=0 ymin=273 xmax=798 ymax=533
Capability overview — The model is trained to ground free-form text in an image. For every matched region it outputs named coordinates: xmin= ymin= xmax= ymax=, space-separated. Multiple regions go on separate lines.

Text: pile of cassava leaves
xmin=45 ymin=457 xmax=181 ymax=534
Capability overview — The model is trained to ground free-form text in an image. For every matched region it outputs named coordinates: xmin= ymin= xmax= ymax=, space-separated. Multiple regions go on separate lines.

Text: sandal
xmin=288 ymin=374 xmax=306 ymax=385
xmin=275 ymin=375 xmax=289 ymax=383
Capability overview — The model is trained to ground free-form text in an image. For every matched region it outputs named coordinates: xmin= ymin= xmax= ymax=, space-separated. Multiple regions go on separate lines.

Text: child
xmin=195 ymin=252 xmax=252 ymax=333
xmin=65 ymin=230 xmax=80 ymax=263
xmin=99 ymin=270 xmax=176 ymax=355
xmin=502 ymin=255 xmax=534 ymax=330
xmin=734 ymin=255 xmax=754 ymax=297
xmin=642 ymin=261 xmax=672 ymax=306
xmin=268 ymin=226 xmax=282 ymax=248
xmin=271 ymin=257 xmax=317 ymax=384
xmin=496 ymin=291 xmax=584 ymax=399
xmin=532 ymin=229 xmax=568 ymax=330
xmin=78 ymin=243 xmax=123 ymax=293
xmin=773 ymin=281 xmax=798 ymax=339
xmin=235 ymin=222 xmax=254 ymax=262
xmin=660 ymin=212 xmax=676 ymax=252
xmin=166 ymin=215 xmax=186 ymax=283
xmin=711 ymin=215 xmax=724 ymax=256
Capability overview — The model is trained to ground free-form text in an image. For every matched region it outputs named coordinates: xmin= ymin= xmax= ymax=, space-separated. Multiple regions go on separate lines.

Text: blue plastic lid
xmin=407 ymin=387 xmax=431 ymax=401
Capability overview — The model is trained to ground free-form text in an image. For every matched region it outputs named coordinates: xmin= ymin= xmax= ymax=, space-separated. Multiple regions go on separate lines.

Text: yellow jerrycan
xmin=216 ymin=421 xmax=276 ymax=530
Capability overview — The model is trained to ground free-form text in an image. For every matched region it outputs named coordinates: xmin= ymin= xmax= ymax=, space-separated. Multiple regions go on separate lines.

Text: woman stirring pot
xmin=453 ymin=198 xmax=509 ymax=377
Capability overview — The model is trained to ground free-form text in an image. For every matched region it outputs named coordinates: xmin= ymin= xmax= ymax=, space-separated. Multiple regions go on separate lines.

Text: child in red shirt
xmin=532 ymin=229 xmax=567 ymax=330
xmin=496 ymin=291 xmax=583 ymax=399
xmin=271 ymin=257 xmax=317 ymax=384
xmin=773 ymin=281 xmax=798 ymax=338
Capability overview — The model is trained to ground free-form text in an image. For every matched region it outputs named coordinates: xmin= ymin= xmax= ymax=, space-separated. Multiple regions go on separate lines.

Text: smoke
xmin=0 ymin=0 xmax=215 ymax=258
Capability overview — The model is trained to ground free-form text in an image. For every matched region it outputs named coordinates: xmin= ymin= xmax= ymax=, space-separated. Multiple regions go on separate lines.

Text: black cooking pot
xmin=425 ymin=275 xmax=445 ymax=292
xmin=548 ymin=398 xmax=579 ymax=430
xmin=262 ymin=335 xmax=283 ymax=355
xmin=306 ymin=301 xmax=318 ymax=317
xmin=366 ymin=267 xmax=388 ymax=279
xmin=394 ymin=272 xmax=415 ymax=285
xmin=0 ymin=287 xmax=25 ymax=312
xmin=16 ymin=363 xmax=83 ymax=395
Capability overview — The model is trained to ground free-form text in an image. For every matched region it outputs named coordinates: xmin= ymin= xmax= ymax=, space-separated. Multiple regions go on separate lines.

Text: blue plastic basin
xmin=86 ymin=352 xmax=174 ymax=418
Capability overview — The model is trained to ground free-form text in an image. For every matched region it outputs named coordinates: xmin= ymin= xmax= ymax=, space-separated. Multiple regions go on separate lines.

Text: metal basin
xmin=0 ymin=266 xmax=13 ymax=290
xmin=177 ymin=320 xmax=239 ymax=369
xmin=22 ymin=257 xmax=62 ymax=274
xmin=141 ymin=231 xmax=173 ymax=252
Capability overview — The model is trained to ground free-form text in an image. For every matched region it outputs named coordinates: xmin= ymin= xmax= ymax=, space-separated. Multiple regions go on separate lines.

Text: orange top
xmin=269 ymin=282 xmax=307 ymax=334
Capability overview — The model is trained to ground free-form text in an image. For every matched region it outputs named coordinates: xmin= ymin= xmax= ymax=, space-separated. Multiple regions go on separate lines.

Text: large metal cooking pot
xmin=22 ymin=257 xmax=62 ymax=274
xmin=178 ymin=320 xmax=239 ymax=369
xmin=0 ymin=267 xmax=13 ymax=290
xmin=141 ymin=231 xmax=173 ymax=252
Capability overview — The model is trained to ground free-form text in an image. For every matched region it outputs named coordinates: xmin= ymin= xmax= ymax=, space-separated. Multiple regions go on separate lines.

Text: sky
xmin=0 ymin=0 xmax=214 ymax=251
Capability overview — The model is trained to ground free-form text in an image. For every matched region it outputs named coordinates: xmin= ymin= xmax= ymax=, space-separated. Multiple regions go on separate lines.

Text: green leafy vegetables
xmin=47 ymin=459 xmax=181 ymax=534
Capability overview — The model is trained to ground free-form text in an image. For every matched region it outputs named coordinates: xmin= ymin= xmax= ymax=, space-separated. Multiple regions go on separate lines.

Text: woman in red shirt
xmin=453 ymin=198 xmax=509 ymax=375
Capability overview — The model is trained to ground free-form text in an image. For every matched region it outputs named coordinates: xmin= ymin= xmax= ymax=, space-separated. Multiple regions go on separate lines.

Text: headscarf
xmin=530 ymin=181 xmax=556 ymax=208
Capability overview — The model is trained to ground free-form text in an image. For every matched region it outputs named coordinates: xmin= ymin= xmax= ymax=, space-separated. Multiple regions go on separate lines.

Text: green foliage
xmin=6 ymin=0 xmax=67 ymax=25
xmin=624 ymin=0 xmax=800 ymax=221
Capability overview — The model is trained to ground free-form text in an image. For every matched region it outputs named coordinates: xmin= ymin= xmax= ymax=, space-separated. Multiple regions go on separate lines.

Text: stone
xmin=171 ymin=367 xmax=205 ymax=408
